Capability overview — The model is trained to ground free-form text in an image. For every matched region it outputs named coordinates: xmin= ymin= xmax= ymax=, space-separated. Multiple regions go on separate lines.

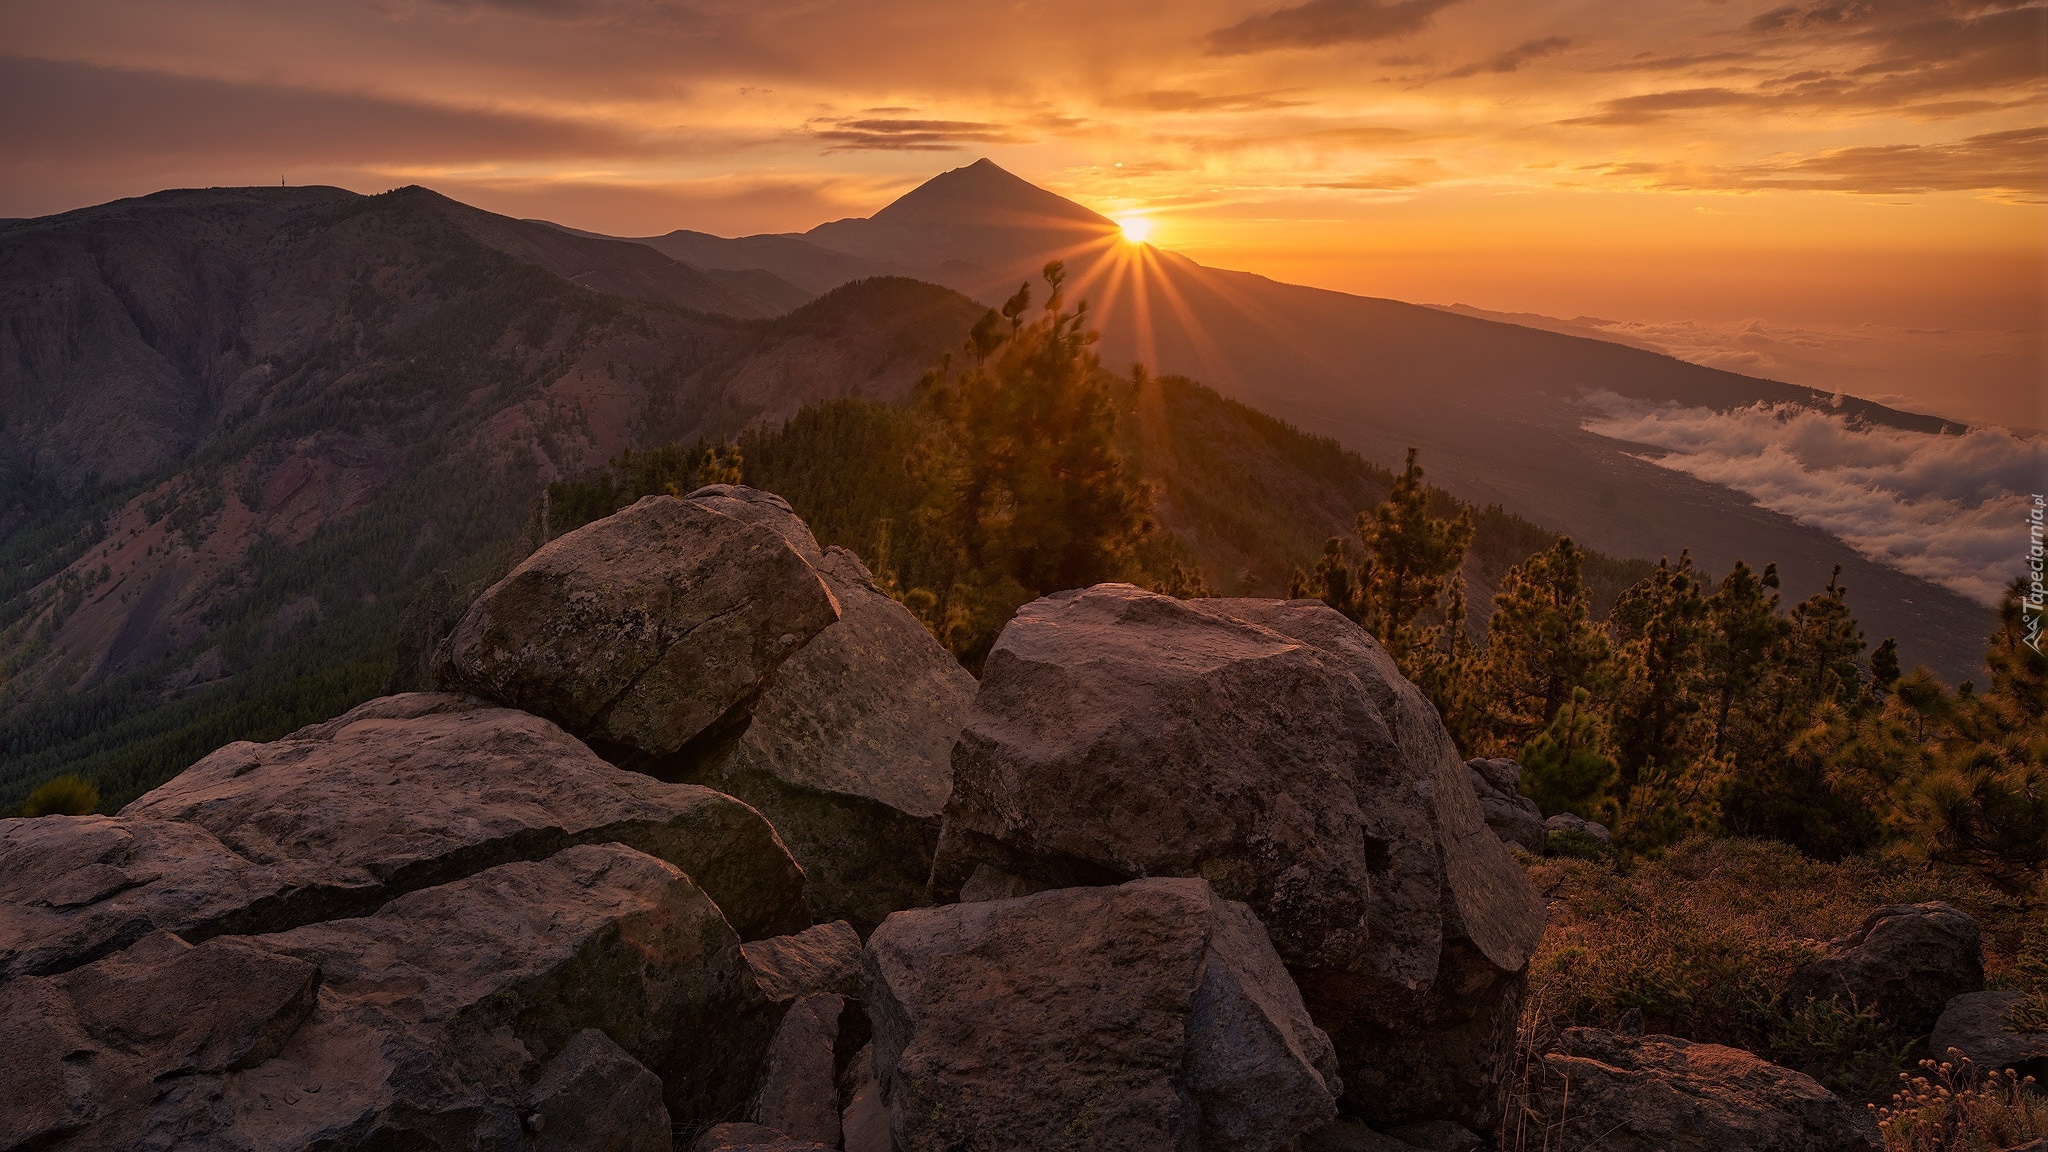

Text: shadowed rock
xmin=1535 ymin=1028 xmax=1875 ymax=1152
xmin=693 ymin=1122 xmax=834 ymax=1151
xmin=441 ymin=492 xmax=841 ymax=759
xmin=864 ymin=876 xmax=1340 ymax=1152
xmin=2 ymin=844 xmax=773 ymax=1150
xmin=0 ymin=813 xmax=284 ymax=982
xmin=930 ymin=586 xmax=1544 ymax=1130
xmin=1782 ymin=902 xmax=1982 ymax=1036
xmin=528 ymin=1029 xmax=673 ymax=1152
xmin=743 ymin=920 xmax=865 ymax=1004
xmin=116 ymin=693 xmax=809 ymax=942
xmin=699 ymin=544 xmax=974 ymax=932
xmin=1466 ymin=758 xmax=1546 ymax=855
xmin=1930 ymin=990 xmax=2048 ymax=1079
xmin=756 ymin=992 xmax=846 ymax=1146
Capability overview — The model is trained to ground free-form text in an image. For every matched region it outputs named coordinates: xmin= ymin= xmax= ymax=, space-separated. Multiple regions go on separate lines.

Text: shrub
xmin=1871 ymin=1055 xmax=2047 ymax=1151
xmin=20 ymin=774 xmax=100 ymax=816
xmin=1522 ymin=836 xmax=2036 ymax=1102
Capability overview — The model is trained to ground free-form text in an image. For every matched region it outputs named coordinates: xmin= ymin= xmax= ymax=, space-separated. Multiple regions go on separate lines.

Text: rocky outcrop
xmin=1544 ymin=812 xmax=1611 ymax=845
xmin=756 ymin=992 xmax=849 ymax=1145
xmin=930 ymin=587 xmax=1544 ymax=1130
xmin=1781 ymin=902 xmax=1982 ymax=1035
xmin=1929 ymin=990 xmax=2048 ymax=1078
xmin=526 ymin=1029 xmax=674 ymax=1152
xmin=0 ymin=844 xmax=775 ymax=1150
xmin=116 ymin=692 xmax=810 ymax=941
xmin=864 ymin=876 xmax=1341 ymax=1152
xmin=440 ymin=492 xmax=842 ymax=760
xmin=743 ymin=920 xmax=865 ymax=1004
xmin=1536 ymin=1028 xmax=1876 ymax=1152
xmin=693 ymin=1123 xmax=833 ymax=1151
xmin=1466 ymin=758 xmax=1546 ymax=854
xmin=444 ymin=486 xmax=973 ymax=933
xmin=699 ymin=542 xmax=975 ymax=932
xmin=5 ymin=695 xmax=808 ymax=982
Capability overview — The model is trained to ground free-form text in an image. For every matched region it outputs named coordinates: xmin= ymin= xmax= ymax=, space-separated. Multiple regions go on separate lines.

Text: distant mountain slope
xmin=0 ymin=192 xmax=994 ymax=809
xmin=626 ymin=229 xmax=905 ymax=297
xmin=613 ymin=159 xmax=1987 ymax=683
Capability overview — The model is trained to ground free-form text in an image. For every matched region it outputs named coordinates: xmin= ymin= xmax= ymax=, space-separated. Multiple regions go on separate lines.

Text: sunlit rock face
xmin=931 ymin=584 xmax=1546 ymax=1131
xmin=443 ymin=484 xmax=976 ymax=932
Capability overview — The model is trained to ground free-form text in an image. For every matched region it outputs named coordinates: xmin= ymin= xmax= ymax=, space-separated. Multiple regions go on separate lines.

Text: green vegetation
xmin=1522 ymin=837 xmax=2038 ymax=1103
xmin=1289 ymin=448 xmax=2047 ymax=878
xmin=20 ymin=774 xmax=98 ymax=817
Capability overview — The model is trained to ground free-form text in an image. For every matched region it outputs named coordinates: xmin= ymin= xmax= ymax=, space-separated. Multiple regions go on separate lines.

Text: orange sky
xmin=3 ymin=0 xmax=2042 ymax=425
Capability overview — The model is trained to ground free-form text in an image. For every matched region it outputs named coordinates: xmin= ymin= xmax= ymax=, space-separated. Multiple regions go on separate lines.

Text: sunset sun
xmin=1118 ymin=215 xmax=1152 ymax=244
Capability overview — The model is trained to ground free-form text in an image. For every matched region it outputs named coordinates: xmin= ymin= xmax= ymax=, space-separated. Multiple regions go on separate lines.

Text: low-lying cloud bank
xmin=1582 ymin=394 xmax=2043 ymax=607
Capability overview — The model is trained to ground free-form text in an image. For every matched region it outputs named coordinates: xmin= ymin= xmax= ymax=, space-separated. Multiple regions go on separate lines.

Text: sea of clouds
xmin=1581 ymin=393 xmax=2044 ymax=607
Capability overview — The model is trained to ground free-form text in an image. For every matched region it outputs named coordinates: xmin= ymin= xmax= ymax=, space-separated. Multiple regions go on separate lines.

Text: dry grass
xmin=1872 ymin=1055 xmax=2048 ymax=1151
xmin=1516 ymin=837 xmax=2040 ymax=1103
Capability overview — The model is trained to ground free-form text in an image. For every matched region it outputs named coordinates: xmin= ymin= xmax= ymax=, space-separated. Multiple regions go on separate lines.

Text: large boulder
xmin=440 ymin=491 xmax=841 ymax=760
xmin=0 ymin=812 xmax=284 ymax=982
xmin=755 ymin=992 xmax=849 ymax=1146
xmin=1466 ymin=758 xmax=1547 ymax=855
xmin=1781 ymin=902 xmax=1982 ymax=1035
xmin=863 ymin=877 xmax=1341 ymax=1152
xmin=743 ymin=920 xmax=865 ymax=1004
xmin=698 ymin=544 xmax=975 ymax=932
xmin=113 ymin=692 xmax=809 ymax=942
xmin=930 ymin=587 xmax=1544 ymax=1130
xmin=1929 ymin=990 xmax=2048 ymax=1078
xmin=0 ymin=844 xmax=775 ymax=1150
xmin=1534 ymin=1028 xmax=1875 ymax=1152
xmin=527 ymin=1029 xmax=674 ymax=1152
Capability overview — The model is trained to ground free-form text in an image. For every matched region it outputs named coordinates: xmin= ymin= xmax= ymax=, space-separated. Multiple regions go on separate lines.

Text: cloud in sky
xmin=1443 ymin=36 xmax=1573 ymax=79
xmin=1205 ymin=0 xmax=1465 ymax=55
xmin=1582 ymin=395 xmax=2044 ymax=606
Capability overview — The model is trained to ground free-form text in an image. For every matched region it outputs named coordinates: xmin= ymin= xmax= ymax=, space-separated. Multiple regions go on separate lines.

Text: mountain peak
xmin=867 ymin=158 xmax=1113 ymax=231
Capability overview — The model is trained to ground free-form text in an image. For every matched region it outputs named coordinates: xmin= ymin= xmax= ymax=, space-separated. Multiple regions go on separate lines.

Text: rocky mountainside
xmin=0 ymin=488 xmax=1936 ymax=1151
xmin=0 ymin=183 xmax=1658 ymax=816
xmin=604 ymin=160 xmax=1988 ymax=684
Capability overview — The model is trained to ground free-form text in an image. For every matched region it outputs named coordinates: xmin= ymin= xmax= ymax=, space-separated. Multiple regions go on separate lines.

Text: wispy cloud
xmin=1206 ymin=0 xmax=1464 ymax=55
xmin=1443 ymin=36 xmax=1572 ymax=79
xmin=1582 ymin=394 xmax=2044 ymax=606
xmin=807 ymin=117 xmax=1021 ymax=152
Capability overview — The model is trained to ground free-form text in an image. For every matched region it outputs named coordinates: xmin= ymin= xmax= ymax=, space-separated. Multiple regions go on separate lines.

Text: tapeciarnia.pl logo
xmin=2027 ymin=494 xmax=2044 ymax=657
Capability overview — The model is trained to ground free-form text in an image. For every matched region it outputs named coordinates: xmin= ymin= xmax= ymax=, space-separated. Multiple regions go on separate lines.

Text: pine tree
xmin=1479 ymin=536 xmax=1610 ymax=752
xmin=1607 ymin=553 xmax=1709 ymax=797
xmin=1785 ymin=565 xmax=1866 ymax=714
xmin=1354 ymin=448 xmax=1474 ymax=660
xmin=912 ymin=261 xmax=1153 ymax=666
xmin=1701 ymin=560 xmax=1790 ymax=763
xmin=1519 ymin=687 xmax=1620 ymax=821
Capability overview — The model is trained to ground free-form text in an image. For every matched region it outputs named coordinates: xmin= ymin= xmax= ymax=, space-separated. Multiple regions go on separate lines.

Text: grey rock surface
xmin=528 ymin=1028 xmax=674 ymax=1152
xmin=1466 ymin=758 xmax=1547 ymax=855
xmin=1537 ymin=1028 xmax=1876 ymax=1152
xmin=441 ymin=492 xmax=841 ymax=759
xmin=1544 ymin=812 xmax=1611 ymax=844
xmin=864 ymin=876 xmax=1340 ymax=1152
xmin=756 ymin=992 xmax=846 ymax=1146
xmin=0 ymin=813 xmax=282 ymax=982
xmin=931 ymin=586 xmax=1544 ymax=1130
xmin=692 ymin=1122 xmax=834 ymax=1151
xmin=700 ymin=545 xmax=975 ymax=932
xmin=1296 ymin=1121 xmax=1430 ymax=1152
xmin=742 ymin=920 xmax=865 ymax=1004
xmin=1 ymin=844 xmax=774 ymax=1150
xmin=1929 ymin=990 xmax=2048 ymax=1076
xmin=116 ymin=693 xmax=810 ymax=941
xmin=839 ymin=1044 xmax=891 ymax=1152
xmin=1781 ymin=902 xmax=1982 ymax=1035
